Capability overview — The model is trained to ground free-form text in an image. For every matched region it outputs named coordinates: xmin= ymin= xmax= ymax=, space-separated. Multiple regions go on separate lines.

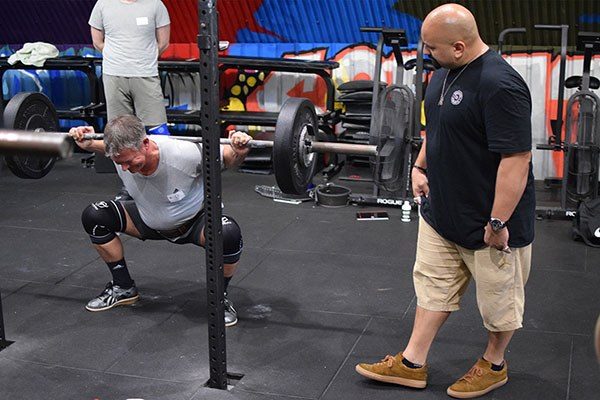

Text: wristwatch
xmin=489 ymin=218 xmax=507 ymax=233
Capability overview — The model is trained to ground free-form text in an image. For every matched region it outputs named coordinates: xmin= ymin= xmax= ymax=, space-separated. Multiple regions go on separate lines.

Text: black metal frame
xmin=345 ymin=27 xmax=414 ymax=207
xmin=533 ymin=24 xmax=570 ymax=219
xmin=158 ymin=57 xmax=339 ymax=128
xmin=536 ymin=30 xmax=600 ymax=219
xmin=497 ymin=28 xmax=527 ymax=55
xmin=560 ymin=33 xmax=600 ymax=209
xmin=535 ymin=25 xmax=569 ymax=148
xmin=0 ymin=57 xmax=103 ymax=128
xmin=0 ymin=56 xmax=339 ymax=131
xmin=197 ymin=0 xmax=228 ymax=390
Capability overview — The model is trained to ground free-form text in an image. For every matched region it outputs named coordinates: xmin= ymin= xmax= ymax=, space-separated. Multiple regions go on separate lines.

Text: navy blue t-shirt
xmin=420 ymin=49 xmax=535 ymax=249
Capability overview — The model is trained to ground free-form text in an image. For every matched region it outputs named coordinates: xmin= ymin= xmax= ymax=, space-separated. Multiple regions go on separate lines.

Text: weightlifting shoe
xmin=355 ymin=353 xmax=427 ymax=388
xmin=86 ymin=281 xmax=139 ymax=312
xmin=224 ymin=293 xmax=238 ymax=327
xmin=447 ymin=358 xmax=508 ymax=398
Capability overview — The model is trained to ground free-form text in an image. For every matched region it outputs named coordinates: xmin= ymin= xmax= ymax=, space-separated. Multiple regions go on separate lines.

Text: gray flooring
xmin=0 ymin=156 xmax=598 ymax=400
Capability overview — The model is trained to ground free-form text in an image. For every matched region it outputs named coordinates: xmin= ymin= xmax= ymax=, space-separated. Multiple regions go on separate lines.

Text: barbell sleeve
xmin=308 ymin=141 xmax=378 ymax=156
xmin=0 ymin=129 xmax=74 ymax=159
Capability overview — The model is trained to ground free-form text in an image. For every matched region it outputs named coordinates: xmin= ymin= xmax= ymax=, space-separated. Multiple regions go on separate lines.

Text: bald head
xmin=421 ymin=3 xmax=487 ymax=68
xmin=423 ymin=4 xmax=480 ymax=45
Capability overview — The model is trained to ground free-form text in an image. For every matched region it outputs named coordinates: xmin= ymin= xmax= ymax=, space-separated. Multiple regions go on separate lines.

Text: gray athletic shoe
xmin=224 ymin=294 xmax=238 ymax=327
xmin=86 ymin=281 xmax=139 ymax=312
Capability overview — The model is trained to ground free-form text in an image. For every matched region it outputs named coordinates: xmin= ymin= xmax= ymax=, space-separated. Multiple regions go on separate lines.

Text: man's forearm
xmin=93 ymin=41 xmax=104 ymax=52
xmin=90 ymin=27 xmax=105 ymax=52
xmin=414 ymin=137 xmax=427 ymax=168
xmin=156 ymin=25 xmax=170 ymax=56
xmin=223 ymin=149 xmax=246 ymax=169
xmin=158 ymin=42 xmax=169 ymax=55
xmin=87 ymin=139 xmax=106 ymax=154
xmin=491 ymin=152 xmax=531 ymax=221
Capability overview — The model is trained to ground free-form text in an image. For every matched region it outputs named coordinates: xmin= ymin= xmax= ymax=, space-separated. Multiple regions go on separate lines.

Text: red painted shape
xmin=161 ymin=0 xmax=282 ymax=44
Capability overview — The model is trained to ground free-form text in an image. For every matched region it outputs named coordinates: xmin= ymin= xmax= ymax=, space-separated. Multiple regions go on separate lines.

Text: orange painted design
xmin=544 ymin=53 xmax=565 ymax=177
xmin=353 ymin=72 xmax=371 ymax=81
xmin=286 ymin=80 xmax=328 ymax=109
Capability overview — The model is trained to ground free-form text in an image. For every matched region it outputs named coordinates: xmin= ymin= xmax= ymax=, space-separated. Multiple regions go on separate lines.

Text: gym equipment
xmin=497 ymin=27 xmax=526 ymax=54
xmin=3 ymin=92 xmax=59 ymax=178
xmin=562 ymin=32 xmax=600 ymax=207
xmin=335 ymin=27 xmax=420 ymax=208
xmin=0 ymin=93 xmax=416 ymax=197
xmin=537 ymin=31 xmax=600 ymax=218
xmin=314 ymin=183 xmax=351 ymax=208
xmin=0 ymin=54 xmax=340 ymax=131
xmin=272 ymin=97 xmax=319 ymax=195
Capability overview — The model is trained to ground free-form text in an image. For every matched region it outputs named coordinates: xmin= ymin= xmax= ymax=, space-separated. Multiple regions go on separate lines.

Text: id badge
xmin=167 ymin=189 xmax=185 ymax=203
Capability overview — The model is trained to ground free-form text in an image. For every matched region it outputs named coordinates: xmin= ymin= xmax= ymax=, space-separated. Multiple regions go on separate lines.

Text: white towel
xmin=8 ymin=42 xmax=59 ymax=67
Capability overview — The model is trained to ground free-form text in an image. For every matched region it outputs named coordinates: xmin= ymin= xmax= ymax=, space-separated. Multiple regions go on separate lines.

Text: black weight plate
xmin=338 ymin=91 xmax=373 ymax=101
xmin=273 ymin=98 xmax=318 ymax=195
xmin=344 ymin=102 xmax=373 ymax=115
xmin=4 ymin=92 xmax=59 ymax=179
xmin=372 ymin=85 xmax=414 ymax=192
xmin=338 ymin=80 xmax=387 ymax=93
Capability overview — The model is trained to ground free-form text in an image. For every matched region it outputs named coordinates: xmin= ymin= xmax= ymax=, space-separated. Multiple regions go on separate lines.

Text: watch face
xmin=490 ymin=219 xmax=504 ymax=231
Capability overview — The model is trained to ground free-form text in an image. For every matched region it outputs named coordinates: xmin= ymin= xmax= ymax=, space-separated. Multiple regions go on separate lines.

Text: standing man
xmin=355 ymin=3 xmax=535 ymax=399
xmin=70 ymin=115 xmax=251 ymax=327
xmin=89 ymin=0 xmax=171 ymax=200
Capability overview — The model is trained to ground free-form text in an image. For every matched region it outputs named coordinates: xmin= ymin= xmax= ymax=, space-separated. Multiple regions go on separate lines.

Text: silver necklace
xmin=438 ymin=61 xmax=472 ymax=106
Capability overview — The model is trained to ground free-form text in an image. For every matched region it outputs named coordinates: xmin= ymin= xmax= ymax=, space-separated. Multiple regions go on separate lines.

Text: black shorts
xmin=121 ymin=201 xmax=242 ymax=263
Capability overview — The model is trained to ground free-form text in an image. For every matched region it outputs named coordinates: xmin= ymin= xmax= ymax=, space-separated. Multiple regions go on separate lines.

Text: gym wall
xmin=1 ymin=0 xmax=600 ymax=179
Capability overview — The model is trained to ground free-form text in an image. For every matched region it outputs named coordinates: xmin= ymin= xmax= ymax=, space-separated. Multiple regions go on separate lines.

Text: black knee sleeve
xmin=221 ymin=215 xmax=242 ymax=264
xmin=81 ymin=200 xmax=127 ymax=245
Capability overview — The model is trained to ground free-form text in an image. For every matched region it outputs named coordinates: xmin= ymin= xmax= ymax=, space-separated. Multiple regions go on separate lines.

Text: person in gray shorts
xmin=69 ymin=115 xmax=251 ymax=327
xmin=89 ymin=0 xmax=171 ymax=200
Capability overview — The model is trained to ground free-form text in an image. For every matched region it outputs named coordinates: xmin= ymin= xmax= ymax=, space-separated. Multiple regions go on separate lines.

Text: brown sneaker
xmin=355 ymin=353 xmax=427 ymax=388
xmin=447 ymin=358 xmax=508 ymax=399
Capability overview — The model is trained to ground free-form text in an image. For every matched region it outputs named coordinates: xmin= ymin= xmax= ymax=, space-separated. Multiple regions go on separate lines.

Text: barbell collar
xmin=0 ymin=129 xmax=74 ymax=159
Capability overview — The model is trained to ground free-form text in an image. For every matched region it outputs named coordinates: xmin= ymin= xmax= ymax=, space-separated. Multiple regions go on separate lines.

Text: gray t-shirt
xmin=89 ymin=0 xmax=170 ymax=77
xmin=116 ymin=136 xmax=224 ymax=230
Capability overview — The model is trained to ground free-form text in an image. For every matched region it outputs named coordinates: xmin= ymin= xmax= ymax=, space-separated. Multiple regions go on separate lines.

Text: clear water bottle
xmin=401 ymin=200 xmax=411 ymax=222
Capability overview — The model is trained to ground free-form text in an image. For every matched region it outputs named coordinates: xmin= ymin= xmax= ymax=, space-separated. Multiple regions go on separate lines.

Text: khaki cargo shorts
xmin=413 ymin=217 xmax=532 ymax=332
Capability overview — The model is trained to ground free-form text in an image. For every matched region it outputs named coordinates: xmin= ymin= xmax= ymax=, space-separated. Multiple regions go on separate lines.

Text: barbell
xmin=0 ymin=92 xmax=404 ymax=195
